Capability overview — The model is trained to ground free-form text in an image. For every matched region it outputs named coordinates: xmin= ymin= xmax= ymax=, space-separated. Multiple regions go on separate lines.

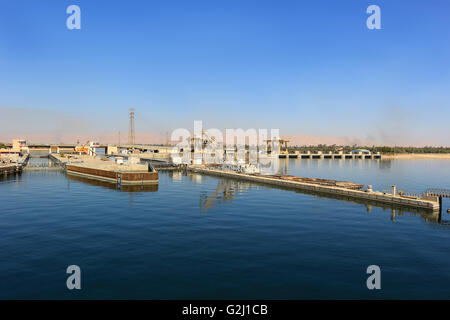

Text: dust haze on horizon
xmin=0 ymin=106 xmax=448 ymax=147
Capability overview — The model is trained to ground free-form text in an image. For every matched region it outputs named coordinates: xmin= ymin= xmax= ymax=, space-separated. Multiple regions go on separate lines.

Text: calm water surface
xmin=1 ymin=158 xmax=449 ymax=299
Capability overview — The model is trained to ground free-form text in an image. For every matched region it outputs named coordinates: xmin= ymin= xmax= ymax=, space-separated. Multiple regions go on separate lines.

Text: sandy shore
xmin=382 ymin=153 xmax=450 ymax=160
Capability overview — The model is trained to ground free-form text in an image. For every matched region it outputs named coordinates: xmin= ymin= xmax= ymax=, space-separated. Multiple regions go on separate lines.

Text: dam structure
xmin=279 ymin=150 xmax=382 ymax=159
xmin=0 ymin=139 xmax=443 ymax=213
xmin=187 ymin=165 xmax=440 ymax=212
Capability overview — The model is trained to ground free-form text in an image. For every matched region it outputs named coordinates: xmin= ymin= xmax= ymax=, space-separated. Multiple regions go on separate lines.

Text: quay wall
xmin=66 ymin=164 xmax=158 ymax=185
xmin=50 ymin=154 xmax=159 ymax=185
xmin=0 ymin=154 xmax=29 ymax=176
xmin=49 ymin=154 xmax=67 ymax=166
xmin=187 ymin=167 xmax=439 ymax=212
xmin=0 ymin=164 xmax=22 ymax=175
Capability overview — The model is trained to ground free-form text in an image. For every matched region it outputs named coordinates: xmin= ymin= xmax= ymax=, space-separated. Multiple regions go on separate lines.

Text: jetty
xmin=50 ymin=154 xmax=158 ymax=186
xmin=187 ymin=165 xmax=440 ymax=212
xmin=0 ymin=154 xmax=29 ymax=176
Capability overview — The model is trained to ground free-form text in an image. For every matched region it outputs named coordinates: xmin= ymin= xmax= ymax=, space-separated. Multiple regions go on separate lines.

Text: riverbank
xmin=382 ymin=153 xmax=450 ymax=160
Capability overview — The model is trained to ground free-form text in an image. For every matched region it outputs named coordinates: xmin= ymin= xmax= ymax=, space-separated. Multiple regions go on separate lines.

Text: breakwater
xmin=187 ymin=166 xmax=440 ymax=212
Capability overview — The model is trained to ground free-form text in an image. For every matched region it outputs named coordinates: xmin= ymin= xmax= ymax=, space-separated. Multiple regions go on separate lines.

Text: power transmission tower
xmin=128 ymin=108 xmax=135 ymax=145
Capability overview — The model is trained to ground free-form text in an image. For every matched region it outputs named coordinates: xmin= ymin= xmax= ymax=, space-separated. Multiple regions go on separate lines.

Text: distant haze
xmin=0 ymin=107 xmax=446 ymax=147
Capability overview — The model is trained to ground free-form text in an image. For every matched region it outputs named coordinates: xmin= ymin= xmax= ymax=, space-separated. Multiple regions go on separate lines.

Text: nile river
xmin=1 ymin=158 xmax=449 ymax=299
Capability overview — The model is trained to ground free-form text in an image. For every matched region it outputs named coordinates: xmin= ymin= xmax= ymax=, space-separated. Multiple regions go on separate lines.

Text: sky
xmin=0 ymin=0 xmax=449 ymax=146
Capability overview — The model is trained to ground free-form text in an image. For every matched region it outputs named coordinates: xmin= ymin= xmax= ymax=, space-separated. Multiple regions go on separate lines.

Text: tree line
xmin=288 ymin=144 xmax=450 ymax=154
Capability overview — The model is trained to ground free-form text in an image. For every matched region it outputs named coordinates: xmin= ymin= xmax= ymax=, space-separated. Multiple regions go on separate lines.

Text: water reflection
xmin=199 ymin=178 xmax=255 ymax=211
xmin=171 ymin=171 xmax=182 ymax=181
xmin=189 ymin=173 xmax=203 ymax=184
xmin=379 ymin=160 xmax=392 ymax=170
xmin=278 ymin=158 xmax=393 ymax=173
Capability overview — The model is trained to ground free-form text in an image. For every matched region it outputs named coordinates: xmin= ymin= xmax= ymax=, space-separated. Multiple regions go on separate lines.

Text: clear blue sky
xmin=0 ymin=0 xmax=449 ymax=145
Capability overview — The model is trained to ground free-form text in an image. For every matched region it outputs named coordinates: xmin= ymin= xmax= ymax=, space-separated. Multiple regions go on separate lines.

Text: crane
xmin=75 ymin=141 xmax=100 ymax=155
xmin=75 ymin=141 xmax=90 ymax=154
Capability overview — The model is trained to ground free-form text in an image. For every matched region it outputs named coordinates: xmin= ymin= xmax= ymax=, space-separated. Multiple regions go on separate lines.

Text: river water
xmin=1 ymin=158 xmax=449 ymax=299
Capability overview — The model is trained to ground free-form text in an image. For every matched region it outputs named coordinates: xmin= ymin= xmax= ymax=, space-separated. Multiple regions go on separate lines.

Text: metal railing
xmin=424 ymin=188 xmax=450 ymax=198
